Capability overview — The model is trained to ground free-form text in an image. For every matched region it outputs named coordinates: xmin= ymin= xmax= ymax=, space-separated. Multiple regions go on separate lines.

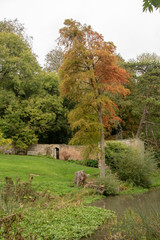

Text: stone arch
xmin=55 ymin=147 xmax=59 ymax=159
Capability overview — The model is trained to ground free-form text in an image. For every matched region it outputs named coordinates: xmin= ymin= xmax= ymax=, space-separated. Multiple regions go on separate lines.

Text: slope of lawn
xmin=0 ymin=154 xmax=115 ymax=239
xmin=0 ymin=154 xmax=99 ymax=195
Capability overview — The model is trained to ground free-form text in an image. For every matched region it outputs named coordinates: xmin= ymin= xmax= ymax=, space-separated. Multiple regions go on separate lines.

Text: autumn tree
xmin=58 ymin=19 xmax=129 ymax=177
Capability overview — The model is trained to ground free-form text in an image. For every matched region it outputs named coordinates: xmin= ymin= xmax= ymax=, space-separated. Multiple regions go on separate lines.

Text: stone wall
xmin=27 ymin=138 xmax=144 ymax=160
xmin=27 ymin=144 xmax=85 ymax=160
xmin=116 ymin=138 xmax=144 ymax=155
xmin=0 ymin=145 xmax=15 ymax=155
xmin=0 ymin=138 xmax=144 ymax=160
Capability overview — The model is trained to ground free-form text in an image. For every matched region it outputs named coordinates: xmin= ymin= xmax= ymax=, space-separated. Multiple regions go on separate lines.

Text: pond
xmin=84 ymin=188 xmax=160 ymax=240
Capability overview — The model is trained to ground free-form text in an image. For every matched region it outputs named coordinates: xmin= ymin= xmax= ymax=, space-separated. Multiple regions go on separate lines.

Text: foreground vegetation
xmin=0 ymin=153 xmax=160 ymax=239
xmin=0 ymin=154 xmax=114 ymax=239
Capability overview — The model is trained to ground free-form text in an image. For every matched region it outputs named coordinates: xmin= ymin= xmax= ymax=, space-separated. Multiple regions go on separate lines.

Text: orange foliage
xmin=58 ymin=19 xmax=130 ymax=133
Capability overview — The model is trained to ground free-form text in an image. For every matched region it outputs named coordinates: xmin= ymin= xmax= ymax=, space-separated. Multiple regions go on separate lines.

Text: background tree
xmin=30 ymin=71 xmax=72 ymax=144
xmin=58 ymin=19 xmax=129 ymax=177
xmin=0 ymin=19 xmax=72 ymax=149
xmin=45 ymin=47 xmax=64 ymax=73
xmin=0 ymin=130 xmax=12 ymax=147
xmin=143 ymin=0 xmax=160 ymax=12
xmin=0 ymin=30 xmax=40 ymax=149
xmin=0 ymin=18 xmax=32 ymax=45
xmin=127 ymin=53 xmax=160 ymax=148
xmin=109 ymin=55 xmax=139 ymax=140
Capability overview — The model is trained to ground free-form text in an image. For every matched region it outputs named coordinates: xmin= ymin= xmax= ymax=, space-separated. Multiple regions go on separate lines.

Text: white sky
xmin=1 ymin=0 xmax=160 ymax=67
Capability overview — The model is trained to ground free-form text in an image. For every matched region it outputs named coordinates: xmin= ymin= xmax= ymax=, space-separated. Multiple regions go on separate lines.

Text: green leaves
xmin=0 ymin=130 xmax=12 ymax=146
xmin=126 ymin=53 xmax=160 ymax=143
xmin=0 ymin=31 xmax=40 ymax=97
xmin=0 ymin=24 xmax=72 ymax=147
xmin=143 ymin=0 xmax=160 ymax=12
xmin=18 ymin=207 xmax=115 ymax=239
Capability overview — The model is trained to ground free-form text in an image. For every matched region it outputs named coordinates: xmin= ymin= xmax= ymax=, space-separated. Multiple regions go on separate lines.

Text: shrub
xmin=96 ymin=174 xmax=120 ymax=195
xmin=105 ymin=142 xmax=157 ymax=187
xmin=149 ymin=148 xmax=160 ymax=168
xmin=1 ymin=176 xmax=39 ymax=208
xmin=85 ymin=159 xmax=98 ymax=168
xmin=105 ymin=141 xmax=130 ymax=169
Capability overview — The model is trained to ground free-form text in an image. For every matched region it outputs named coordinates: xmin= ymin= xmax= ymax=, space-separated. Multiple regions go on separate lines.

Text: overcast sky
xmin=1 ymin=0 xmax=160 ymax=66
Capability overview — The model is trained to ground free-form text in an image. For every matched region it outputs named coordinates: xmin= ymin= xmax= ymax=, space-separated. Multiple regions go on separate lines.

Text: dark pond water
xmin=83 ymin=188 xmax=160 ymax=240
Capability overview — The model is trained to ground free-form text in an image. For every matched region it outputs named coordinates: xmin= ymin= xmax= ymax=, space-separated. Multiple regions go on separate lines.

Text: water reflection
xmin=83 ymin=188 xmax=160 ymax=240
xmin=91 ymin=188 xmax=160 ymax=216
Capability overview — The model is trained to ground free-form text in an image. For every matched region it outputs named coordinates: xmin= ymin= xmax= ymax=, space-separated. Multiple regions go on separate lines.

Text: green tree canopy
xmin=0 ymin=20 xmax=72 ymax=149
xmin=143 ymin=0 xmax=160 ymax=12
xmin=127 ymin=53 xmax=160 ymax=147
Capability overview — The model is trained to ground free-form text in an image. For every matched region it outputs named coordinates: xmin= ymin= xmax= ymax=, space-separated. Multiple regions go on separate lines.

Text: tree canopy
xmin=1 ymin=18 xmax=160 ymax=159
xmin=45 ymin=47 xmax=64 ymax=73
xmin=143 ymin=0 xmax=160 ymax=12
xmin=0 ymin=19 xmax=72 ymax=149
xmin=126 ymin=53 xmax=160 ymax=147
xmin=58 ymin=19 xmax=129 ymax=177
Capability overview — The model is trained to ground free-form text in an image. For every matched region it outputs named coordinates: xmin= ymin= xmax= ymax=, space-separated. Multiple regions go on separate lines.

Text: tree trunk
xmin=74 ymin=170 xmax=89 ymax=186
xmin=145 ymin=121 xmax=148 ymax=139
xmin=151 ymin=128 xmax=158 ymax=149
xmin=136 ymin=104 xmax=147 ymax=138
xmin=98 ymin=106 xmax=105 ymax=178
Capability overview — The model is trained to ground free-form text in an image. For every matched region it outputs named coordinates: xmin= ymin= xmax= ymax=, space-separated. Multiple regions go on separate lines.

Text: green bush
xmin=105 ymin=142 xmax=157 ymax=187
xmin=85 ymin=159 xmax=98 ymax=168
xmin=150 ymin=148 xmax=160 ymax=168
xmin=105 ymin=141 xmax=130 ymax=169
xmin=96 ymin=174 xmax=120 ymax=195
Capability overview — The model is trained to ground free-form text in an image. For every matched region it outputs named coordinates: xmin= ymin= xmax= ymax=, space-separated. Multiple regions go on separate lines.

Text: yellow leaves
xmin=68 ymin=103 xmax=101 ymax=145
xmin=0 ymin=130 xmax=12 ymax=147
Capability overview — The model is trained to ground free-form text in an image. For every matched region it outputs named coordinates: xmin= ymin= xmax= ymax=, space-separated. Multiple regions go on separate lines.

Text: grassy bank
xmin=1 ymin=154 xmax=160 ymax=196
xmin=0 ymin=154 xmax=113 ymax=239
xmin=0 ymin=154 xmax=160 ymax=239
xmin=119 ymin=169 xmax=160 ymax=195
xmin=0 ymin=154 xmax=99 ymax=195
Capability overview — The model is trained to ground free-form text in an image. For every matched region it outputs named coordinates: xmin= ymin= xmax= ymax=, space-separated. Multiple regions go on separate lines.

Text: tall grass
xmin=107 ymin=202 xmax=160 ymax=240
xmin=105 ymin=142 xmax=157 ymax=188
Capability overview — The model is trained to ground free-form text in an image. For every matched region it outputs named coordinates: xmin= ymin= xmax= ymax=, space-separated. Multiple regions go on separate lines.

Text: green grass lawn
xmin=1 ymin=154 xmax=160 ymax=196
xmin=0 ymin=154 xmax=99 ymax=195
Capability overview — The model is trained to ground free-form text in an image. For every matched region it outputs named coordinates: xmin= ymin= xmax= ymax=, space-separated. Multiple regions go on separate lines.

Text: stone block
xmin=27 ymin=151 xmax=38 ymax=156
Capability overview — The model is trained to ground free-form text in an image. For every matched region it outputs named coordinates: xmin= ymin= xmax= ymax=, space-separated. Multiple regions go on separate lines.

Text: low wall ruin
xmin=0 ymin=138 xmax=144 ymax=161
xmin=116 ymin=138 xmax=144 ymax=155
xmin=27 ymin=144 xmax=85 ymax=160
